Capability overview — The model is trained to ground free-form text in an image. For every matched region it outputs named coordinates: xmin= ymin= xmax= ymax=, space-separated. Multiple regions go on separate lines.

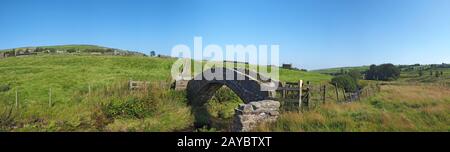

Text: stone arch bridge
xmin=185 ymin=67 xmax=281 ymax=131
xmin=186 ymin=67 xmax=278 ymax=106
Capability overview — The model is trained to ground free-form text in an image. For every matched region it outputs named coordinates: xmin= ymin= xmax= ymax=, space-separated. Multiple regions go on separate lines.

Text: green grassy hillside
xmin=312 ymin=66 xmax=369 ymax=75
xmin=1 ymin=44 xmax=107 ymax=51
xmin=0 ymin=44 xmax=145 ymax=56
xmin=0 ymin=54 xmax=331 ymax=131
xmin=0 ymin=55 xmax=182 ymax=131
xmin=398 ymin=67 xmax=450 ymax=86
xmin=0 ymin=55 xmax=174 ymax=103
xmin=34 ymin=44 xmax=109 ymax=50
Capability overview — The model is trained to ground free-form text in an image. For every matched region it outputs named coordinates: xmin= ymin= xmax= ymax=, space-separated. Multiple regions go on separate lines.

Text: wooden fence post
xmin=88 ymin=84 xmax=91 ymax=96
xmin=342 ymin=89 xmax=347 ymax=102
xmin=334 ymin=83 xmax=339 ymax=102
xmin=298 ymin=80 xmax=303 ymax=111
xmin=357 ymin=89 xmax=361 ymax=101
xmin=129 ymin=78 xmax=132 ymax=91
xmin=364 ymin=87 xmax=367 ymax=98
xmin=322 ymin=85 xmax=326 ymax=104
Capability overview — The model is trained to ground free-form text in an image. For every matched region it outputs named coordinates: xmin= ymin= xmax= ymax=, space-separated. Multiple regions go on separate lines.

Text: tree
xmin=366 ymin=64 xmax=378 ymax=80
xmin=430 ymin=70 xmax=433 ymax=76
xmin=418 ymin=70 xmax=423 ymax=76
xmin=331 ymin=74 xmax=358 ymax=92
xmin=441 ymin=71 xmax=444 ymax=76
xmin=67 ymin=48 xmax=76 ymax=53
xmin=365 ymin=64 xmax=400 ymax=81
xmin=35 ymin=47 xmax=43 ymax=52
xmin=150 ymin=51 xmax=156 ymax=57
xmin=435 ymin=71 xmax=440 ymax=77
xmin=348 ymin=70 xmax=362 ymax=80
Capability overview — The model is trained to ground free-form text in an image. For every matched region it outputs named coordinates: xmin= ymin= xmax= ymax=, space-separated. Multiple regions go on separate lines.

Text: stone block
xmin=232 ymin=100 xmax=280 ymax=132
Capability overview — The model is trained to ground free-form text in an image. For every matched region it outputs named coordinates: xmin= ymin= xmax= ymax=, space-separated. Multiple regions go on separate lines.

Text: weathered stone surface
xmin=232 ymin=100 xmax=280 ymax=132
xmin=250 ymin=100 xmax=280 ymax=111
xmin=269 ymin=111 xmax=279 ymax=116
xmin=186 ymin=68 xmax=278 ymax=107
xmin=240 ymin=104 xmax=254 ymax=113
xmin=174 ymin=80 xmax=189 ymax=90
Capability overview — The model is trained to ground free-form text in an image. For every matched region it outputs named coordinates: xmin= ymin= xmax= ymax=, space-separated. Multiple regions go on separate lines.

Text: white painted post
xmin=129 ymin=78 xmax=132 ymax=90
xmin=299 ymin=80 xmax=303 ymax=110
xmin=88 ymin=84 xmax=91 ymax=96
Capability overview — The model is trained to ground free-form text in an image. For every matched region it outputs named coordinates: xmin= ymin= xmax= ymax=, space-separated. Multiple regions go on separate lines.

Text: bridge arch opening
xmin=195 ymin=85 xmax=244 ymax=131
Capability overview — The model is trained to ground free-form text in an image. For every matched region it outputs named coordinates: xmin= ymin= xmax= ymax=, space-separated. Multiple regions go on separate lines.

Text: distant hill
xmin=313 ymin=63 xmax=450 ymax=86
xmin=0 ymin=44 xmax=146 ymax=57
xmin=312 ymin=66 xmax=370 ymax=75
xmin=314 ymin=63 xmax=450 ymax=75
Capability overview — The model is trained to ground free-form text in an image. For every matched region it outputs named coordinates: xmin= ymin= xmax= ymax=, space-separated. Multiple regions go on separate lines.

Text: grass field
xmin=255 ymin=64 xmax=450 ymax=132
xmin=398 ymin=68 xmax=450 ymax=86
xmin=256 ymin=84 xmax=450 ymax=131
xmin=0 ymin=55 xmax=182 ymax=131
xmin=0 ymin=54 xmax=330 ymax=131
xmin=256 ymin=66 xmax=450 ymax=132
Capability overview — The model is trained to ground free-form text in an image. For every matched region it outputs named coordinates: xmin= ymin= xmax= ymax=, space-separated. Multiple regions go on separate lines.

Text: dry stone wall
xmin=232 ymin=100 xmax=280 ymax=132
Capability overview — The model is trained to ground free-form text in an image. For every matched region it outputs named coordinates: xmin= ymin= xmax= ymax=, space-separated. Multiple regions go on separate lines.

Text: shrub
xmin=348 ymin=70 xmax=362 ymax=80
xmin=103 ymin=97 xmax=158 ymax=119
xmin=207 ymin=86 xmax=242 ymax=119
xmin=0 ymin=107 xmax=15 ymax=131
xmin=66 ymin=49 xmax=77 ymax=53
xmin=0 ymin=84 xmax=10 ymax=92
xmin=91 ymin=104 xmax=113 ymax=130
xmin=331 ymin=74 xmax=358 ymax=92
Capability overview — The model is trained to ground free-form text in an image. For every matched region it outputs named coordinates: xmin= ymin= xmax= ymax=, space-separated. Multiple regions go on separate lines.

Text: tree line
xmin=331 ymin=63 xmax=400 ymax=93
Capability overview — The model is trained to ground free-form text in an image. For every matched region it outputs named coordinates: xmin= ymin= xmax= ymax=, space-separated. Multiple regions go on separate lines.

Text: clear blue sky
xmin=1 ymin=0 xmax=449 ymax=69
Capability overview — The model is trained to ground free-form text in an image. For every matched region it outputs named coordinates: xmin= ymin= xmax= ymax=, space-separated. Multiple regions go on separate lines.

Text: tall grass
xmin=257 ymin=84 xmax=450 ymax=132
xmin=0 ymin=79 xmax=193 ymax=131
